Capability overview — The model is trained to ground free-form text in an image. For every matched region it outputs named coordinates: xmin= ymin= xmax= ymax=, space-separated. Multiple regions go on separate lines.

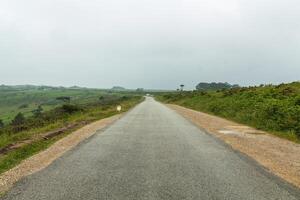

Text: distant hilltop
xmin=196 ymin=82 xmax=239 ymax=91
xmin=0 ymin=85 xmax=87 ymax=91
xmin=111 ymin=86 xmax=126 ymax=91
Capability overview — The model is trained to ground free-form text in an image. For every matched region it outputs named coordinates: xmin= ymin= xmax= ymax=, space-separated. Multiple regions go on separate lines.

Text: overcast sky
xmin=0 ymin=0 xmax=299 ymax=89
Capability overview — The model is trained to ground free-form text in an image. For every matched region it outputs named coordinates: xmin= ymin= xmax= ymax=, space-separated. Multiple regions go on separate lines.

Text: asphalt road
xmin=2 ymin=97 xmax=300 ymax=200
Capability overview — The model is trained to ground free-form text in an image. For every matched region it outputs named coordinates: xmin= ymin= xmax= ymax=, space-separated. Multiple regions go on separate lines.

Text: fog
xmin=1 ymin=0 xmax=299 ymax=89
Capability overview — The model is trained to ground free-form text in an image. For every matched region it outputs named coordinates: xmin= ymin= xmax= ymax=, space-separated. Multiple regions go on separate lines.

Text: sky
xmin=0 ymin=0 xmax=299 ymax=90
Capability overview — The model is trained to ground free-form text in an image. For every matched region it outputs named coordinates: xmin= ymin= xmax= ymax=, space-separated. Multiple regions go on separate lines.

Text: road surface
xmin=2 ymin=97 xmax=300 ymax=200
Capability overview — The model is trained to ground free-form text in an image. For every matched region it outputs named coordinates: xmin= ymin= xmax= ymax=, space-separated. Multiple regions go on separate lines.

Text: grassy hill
xmin=158 ymin=82 xmax=300 ymax=142
xmin=0 ymin=85 xmax=134 ymax=124
xmin=0 ymin=85 xmax=143 ymax=174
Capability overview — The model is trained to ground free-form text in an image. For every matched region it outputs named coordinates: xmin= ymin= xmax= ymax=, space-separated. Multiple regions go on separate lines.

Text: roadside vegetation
xmin=0 ymin=85 xmax=142 ymax=174
xmin=0 ymin=85 xmax=138 ymax=124
xmin=158 ymin=82 xmax=300 ymax=143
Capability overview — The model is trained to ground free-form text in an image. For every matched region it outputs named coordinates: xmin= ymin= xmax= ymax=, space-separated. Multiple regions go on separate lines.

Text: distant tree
xmin=60 ymin=104 xmax=81 ymax=114
xmin=56 ymin=96 xmax=71 ymax=103
xmin=136 ymin=88 xmax=144 ymax=92
xmin=11 ymin=113 xmax=25 ymax=126
xmin=18 ymin=104 xmax=28 ymax=109
xmin=111 ymin=86 xmax=126 ymax=91
xmin=99 ymin=96 xmax=104 ymax=101
xmin=294 ymin=94 xmax=300 ymax=107
xmin=196 ymin=82 xmax=239 ymax=91
xmin=0 ymin=119 xmax=4 ymax=128
xmin=180 ymin=84 xmax=185 ymax=91
xmin=32 ymin=105 xmax=43 ymax=117
xmin=280 ymin=87 xmax=296 ymax=96
xmin=121 ymin=95 xmax=129 ymax=100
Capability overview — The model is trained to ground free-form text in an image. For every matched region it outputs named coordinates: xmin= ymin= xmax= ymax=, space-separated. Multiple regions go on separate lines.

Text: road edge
xmin=0 ymin=113 xmax=124 ymax=194
xmin=165 ymin=103 xmax=300 ymax=198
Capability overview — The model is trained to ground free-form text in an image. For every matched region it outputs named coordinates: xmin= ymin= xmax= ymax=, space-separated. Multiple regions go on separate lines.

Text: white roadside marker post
xmin=117 ymin=105 xmax=122 ymax=112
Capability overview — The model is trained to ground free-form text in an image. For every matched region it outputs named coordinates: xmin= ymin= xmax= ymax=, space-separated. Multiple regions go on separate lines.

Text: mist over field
xmin=1 ymin=1 xmax=300 ymax=198
xmin=1 ymin=0 xmax=300 ymax=89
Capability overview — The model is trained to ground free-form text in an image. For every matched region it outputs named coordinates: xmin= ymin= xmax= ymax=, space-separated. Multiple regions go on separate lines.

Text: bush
xmin=18 ymin=104 xmax=28 ymax=109
xmin=11 ymin=113 xmax=25 ymax=126
xmin=60 ymin=104 xmax=82 ymax=114
xmin=32 ymin=105 xmax=43 ymax=117
xmin=159 ymin=82 xmax=300 ymax=140
xmin=11 ymin=113 xmax=26 ymax=132
xmin=0 ymin=119 xmax=4 ymax=128
xmin=121 ymin=96 xmax=129 ymax=100
xmin=56 ymin=96 xmax=71 ymax=103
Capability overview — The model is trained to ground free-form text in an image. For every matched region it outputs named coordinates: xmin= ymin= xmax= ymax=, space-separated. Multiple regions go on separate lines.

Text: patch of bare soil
xmin=0 ymin=114 xmax=121 ymax=193
xmin=168 ymin=104 xmax=300 ymax=188
xmin=0 ymin=121 xmax=91 ymax=156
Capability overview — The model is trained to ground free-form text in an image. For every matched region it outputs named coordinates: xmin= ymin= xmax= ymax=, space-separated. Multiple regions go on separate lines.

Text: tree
xmin=60 ymin=104 xmax=81 ymax=114
xmin=180 ymin=84 xmax=185 ymax=91
xmin=136 ymin=88 xmax=144 ymax=92
xmin=196 ymin=82 xmax=239 ymax=91
xmin=111 ymin=86 xmax=125 ymax=91
xmin=99 ymin=96 xmax=104 ymax=101
xmin=0 ymin=119 xmax=4 ymax=128
xmin=56 ymin=96 xmax=71 ymax=103
xmin=11 ymin=113 xmax=25 ymax=126
xmin=32 ymin=105 xmax=43 ymax=117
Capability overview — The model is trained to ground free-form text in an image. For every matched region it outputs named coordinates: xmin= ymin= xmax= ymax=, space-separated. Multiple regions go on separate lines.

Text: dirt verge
xmin=168 ymin=104 xmax=300 ymax=188
xmin=0 ymin=114 xmax=121 ymax=193
xmin=0 ymin=121 xmax=91 ymax=156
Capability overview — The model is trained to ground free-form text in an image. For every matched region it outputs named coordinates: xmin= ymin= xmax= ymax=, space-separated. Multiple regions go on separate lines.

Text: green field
xmin=0 ymin=85 xmax=143 ymax=174
xmin=158 ymin=82 xmax=300 ymax=143
xmin=0 ymin=85 xmax=135 ymax=124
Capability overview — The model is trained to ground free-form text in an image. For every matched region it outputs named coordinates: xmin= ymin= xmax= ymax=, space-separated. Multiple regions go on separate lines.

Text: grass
xmin=0 ymin=86 xmax=143 ymax=174
xmin=0 ymin=135 xmax=58 ymax=174
xmin=0 ymin=85 xmax=136 ymax=124
xmin=157 ymin=82 xmax=300 ymax=143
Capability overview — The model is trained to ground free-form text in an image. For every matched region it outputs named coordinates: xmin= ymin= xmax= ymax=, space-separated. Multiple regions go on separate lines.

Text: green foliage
xmin=11 ymin=113 xmax=25 ymax=126
xmin=0 ymin=120 xmax=3 ymax=129
xmin=111 ymin=86 xmax=126 ymax=91
xmin=56 ymin=96 xmax=71 ymax=103
xmin=18 ymin=104 xmax=28 ymax=109
xmin=0 ymin=93 xmax=142 ymax=174
xmin=0 ymin=85 xmax=138 ymax=124
xmin=32 ymin=105 xmax=43 ymax=117
xmin=60 ymin=104 xmax=82 ymax=114
xmin=136 ymin=88 xmax=144 ymax=92
xmin=159 ymin=82 xmax=300 ymax=141
xmin=196 ymin=82 xmax=239 ymax=91
xmin=99 ymin=96 xmax=104 ymax=100
xmin=98 ymin=95 xmax=124 ymax=106
xmin=10 ymin=113 xmax=26 ymax=132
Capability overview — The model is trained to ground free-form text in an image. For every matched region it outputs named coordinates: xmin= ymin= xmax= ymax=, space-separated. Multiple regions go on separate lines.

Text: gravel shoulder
xmin=168 ymin=104 xmax=300 ymax=188
xmin=0 ymin=114 xmax=122 ymax=194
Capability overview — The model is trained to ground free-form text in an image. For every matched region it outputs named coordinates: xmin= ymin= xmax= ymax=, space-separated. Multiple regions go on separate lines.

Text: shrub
xmin=280 ymin=87 xmax=296 ymax=96
xmin=159 ymin=82 xmax=300 ymax=140
xmin=0 ymin=119 xmax=4 ymax=128
xmin=121 ymin=96 xmax=129 ymax=100
xmin=18 ymin=104 xmax=28 ymax=109
xmin=295 ymin=97 xmax=300 ymax=106
xmin=32 ymin=105 xmax=43 ymax=117
xmin=99 ymin=96 xmax=104 ymax=100
xmin=11 ymin=113 xmax=25 ymax=126
xmin=60 ymin=104 xmax=81 ymax=114
xmin=11 ymin=113 xmax=26 ymax=132
xmin=56 ymin=96 xmax=71 ymax=103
